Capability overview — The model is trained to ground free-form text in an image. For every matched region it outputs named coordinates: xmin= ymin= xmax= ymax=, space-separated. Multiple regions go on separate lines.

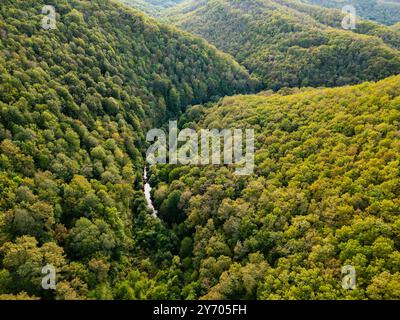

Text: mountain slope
xmin=164 ymin=0 xmax=400 ymax=89
xmin=0 ymin=0 xmax=256 ymax=299
xmin=149 ymin=75 xmax=400 ymax=299
xmin=303 ymin=0 xmax=400 ymax=26
xmin=120 ymin=0 xmax=184 ymax=15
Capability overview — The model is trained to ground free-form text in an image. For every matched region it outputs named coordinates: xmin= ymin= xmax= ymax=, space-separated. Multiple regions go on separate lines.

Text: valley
xmin=0 ymin=0 xmax=399 ymax=301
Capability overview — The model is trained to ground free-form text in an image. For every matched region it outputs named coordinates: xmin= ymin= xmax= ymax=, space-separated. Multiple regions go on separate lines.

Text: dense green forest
xmin=0 ymin=0 xmax=257 ymax=299
xmin=148 ymin=75 xmax=400 ymax=299
xmin=303 ymin=0 xmax=400 ymax=26
xmin=1 ymin=0 xmax=400 ymax=301
xmin=121 ymin=0 xmax=184 ymax=15
xmin=164 ymin=0 xmax=400 ymax=89
xmin=123 ymin=0 xmax=400 ymax=25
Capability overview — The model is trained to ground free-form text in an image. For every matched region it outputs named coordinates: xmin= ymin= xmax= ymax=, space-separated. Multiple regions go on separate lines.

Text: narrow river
xmin=144 ymin=167 xmax=158 ymax=218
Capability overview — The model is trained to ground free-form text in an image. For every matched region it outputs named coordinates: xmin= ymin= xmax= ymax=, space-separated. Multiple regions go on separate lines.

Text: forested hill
xmin=0 ymin=0 xmax=256 ymax=299
xmin=149 ymin=75 xmax=400 ymax=299
xmin=120 ymin=0 xmax=184 ymax=15
xmin=122 ymin=0 xmax=400 ymax=26
xmin=164 ymin=0 xmax=400 ymax=90
xmin=303 ymin=0 xmax=400 ymax=26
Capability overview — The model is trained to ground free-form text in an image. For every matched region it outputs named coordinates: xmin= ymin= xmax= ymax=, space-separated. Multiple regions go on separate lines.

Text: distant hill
xmin=164 ymin=0 xmax=400 ymax=90
xmin=303 ymin=0 xmax=400 ymax=25
xmin=120 ymin=0 xmax=184 ymax=15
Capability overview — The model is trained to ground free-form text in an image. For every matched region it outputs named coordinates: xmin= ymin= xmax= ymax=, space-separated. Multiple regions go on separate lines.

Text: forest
xmin=148 ymin=75 xmax=400 ymax=299
xmin=304 ymin=0 xmax=400 ymax=26
xmin=0 ymin=0 xmax=256 ymax=299
xmin=121 ymin=0 xmax=183 ymax=15
xmin=0 ymin=0 xmax=400 ymax=301
xmin=163 ymin=0 xmax=400 ymax=89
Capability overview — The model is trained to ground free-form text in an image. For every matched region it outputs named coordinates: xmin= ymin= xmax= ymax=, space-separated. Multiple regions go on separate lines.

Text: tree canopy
xmin=304 ymin=0 xmax=400 ymax=26
xmin=149 ymin=75 xmax=400 ymax=299
xmin=164 ymin=0 xmax=400 ymax=89
xmin=0 ymin=0 xmax=256 ymax=299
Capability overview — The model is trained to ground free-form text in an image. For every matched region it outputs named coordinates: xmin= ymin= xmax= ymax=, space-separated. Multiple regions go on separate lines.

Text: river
xmin=144 ymin=167 xmax=158 ymax=218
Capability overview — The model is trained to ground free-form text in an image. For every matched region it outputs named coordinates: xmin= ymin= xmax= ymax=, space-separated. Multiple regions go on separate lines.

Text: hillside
xmin=164 ymin=0 xmax=400 ymax=89
xmin=148 ymin=75 xmax=400 ymax=299
xmin=0 ymin=0 xmax=257 ymax=299
xmin=1 ymin=0 xmax=400 ymax=303
xmin=120 ymin=0 xmax=184 ymax=15
xmin=303 ymin=0 xmax=400 ymax=25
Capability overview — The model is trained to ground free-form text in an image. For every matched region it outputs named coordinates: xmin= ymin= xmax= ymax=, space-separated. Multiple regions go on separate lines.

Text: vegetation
xmin=1 ymin=0 xmax=400 ymax=301
xmin=0 ymin=0 xmax=257 ymax=299
xmin=149 ymin=75 xmax=400 ymax=299
xmin=304 ymin=0 xmax=400 ymax=26
xmin=164 ymin=0 xmax=400 ymax=89
xmin=120 ymin=0 xmax=184 ymax=15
